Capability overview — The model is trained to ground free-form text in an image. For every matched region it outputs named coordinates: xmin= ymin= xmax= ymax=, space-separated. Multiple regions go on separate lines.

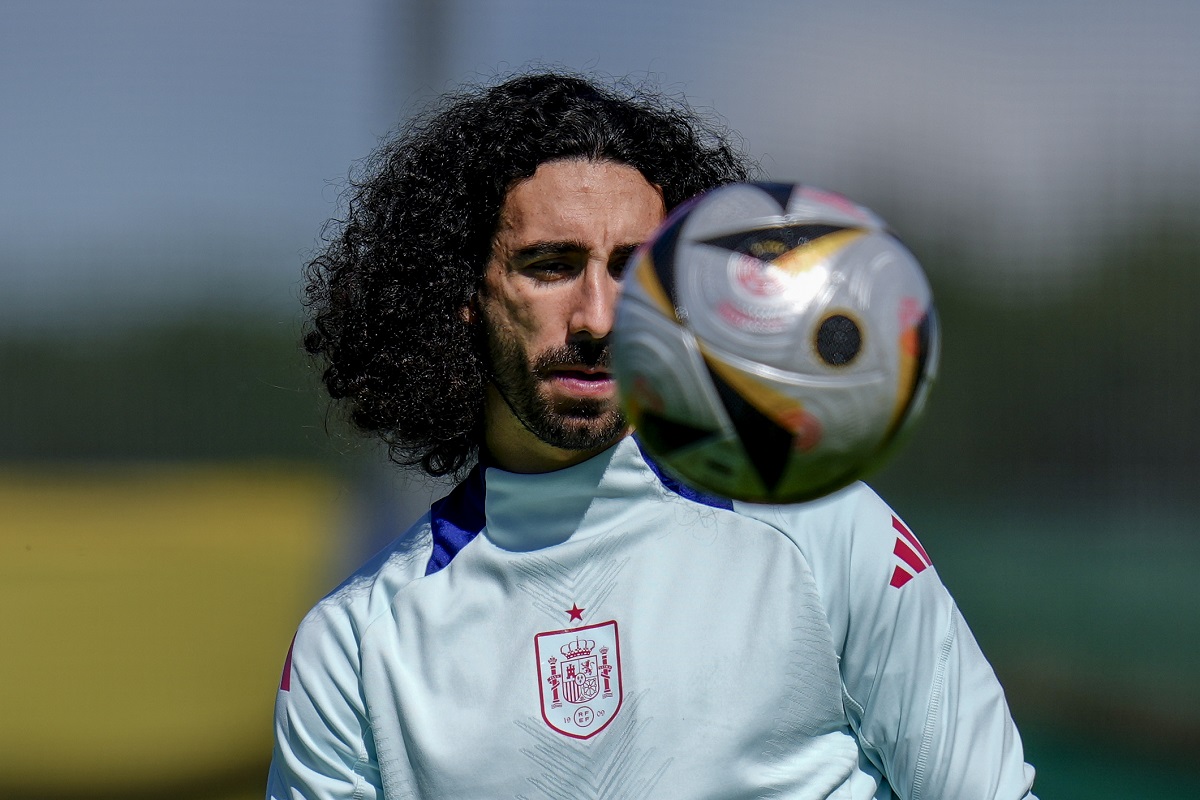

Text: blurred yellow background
xmin=1 ymin=467 xmax=342 ymax=798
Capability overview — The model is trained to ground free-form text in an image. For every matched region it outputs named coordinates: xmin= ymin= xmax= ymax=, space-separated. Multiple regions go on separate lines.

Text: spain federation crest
xmin=534 ymin=620 xmax=622 ymax=739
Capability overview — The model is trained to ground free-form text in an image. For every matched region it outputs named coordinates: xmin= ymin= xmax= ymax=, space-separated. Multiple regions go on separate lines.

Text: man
xmin=270 ymin=72 xmax=1037 ymax=799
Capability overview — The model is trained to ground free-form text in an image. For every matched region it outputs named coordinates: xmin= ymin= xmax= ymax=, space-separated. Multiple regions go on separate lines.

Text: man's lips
xmin=546 ymin=366 xmax=616 ymax=398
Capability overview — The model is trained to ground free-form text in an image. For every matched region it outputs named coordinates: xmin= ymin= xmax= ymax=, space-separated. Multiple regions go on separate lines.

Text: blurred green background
xmin=3 ymin=1 xmax=1197 ymax=798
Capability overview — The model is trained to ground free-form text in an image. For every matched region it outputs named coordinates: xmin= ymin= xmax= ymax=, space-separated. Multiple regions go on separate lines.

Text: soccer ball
xmin=612 ymin=182 xmax=939 ymax=504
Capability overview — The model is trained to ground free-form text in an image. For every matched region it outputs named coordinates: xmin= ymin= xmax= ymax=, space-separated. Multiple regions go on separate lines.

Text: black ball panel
xmin=815 ymin=314 xmax=862 ymax=366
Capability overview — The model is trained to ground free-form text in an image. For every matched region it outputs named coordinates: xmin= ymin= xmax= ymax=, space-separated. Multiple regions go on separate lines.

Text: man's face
xmin=478 ymin=159 xmax=665 ymax=472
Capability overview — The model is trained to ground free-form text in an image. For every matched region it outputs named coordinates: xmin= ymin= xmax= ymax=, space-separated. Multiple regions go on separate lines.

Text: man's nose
xmin=568 ymin=263 xmax=622 ymax=341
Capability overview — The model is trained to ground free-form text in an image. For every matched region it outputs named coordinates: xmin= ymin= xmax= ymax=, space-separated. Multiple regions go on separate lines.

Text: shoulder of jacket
xmin=732 ymin=481 xmax=887 ymax=550
xmin=730 ymin=483 xmax=912 ymax=611
xmin=298 ymin=512 xmax=436 ymax=644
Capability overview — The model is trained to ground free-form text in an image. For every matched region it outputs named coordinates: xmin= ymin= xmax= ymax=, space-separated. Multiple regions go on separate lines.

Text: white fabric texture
xmin=268 ymin=436 xmax=1036 ymax=799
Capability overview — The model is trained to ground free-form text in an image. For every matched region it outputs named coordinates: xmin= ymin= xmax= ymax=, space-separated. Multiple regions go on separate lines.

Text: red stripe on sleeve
xmin=892 ymin=516 xmax=931 ymax=566
xmin=890 ymin=565 xmax=914 ymax=588
xmin=280 ymin=637 xmax=295 ymax=692
xmin=894 ymin=537 xmax=928 ymax=575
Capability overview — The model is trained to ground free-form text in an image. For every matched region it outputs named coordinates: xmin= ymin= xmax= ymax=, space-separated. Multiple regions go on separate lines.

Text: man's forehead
xmin=494 ymin=160 xmax=664 ymax=247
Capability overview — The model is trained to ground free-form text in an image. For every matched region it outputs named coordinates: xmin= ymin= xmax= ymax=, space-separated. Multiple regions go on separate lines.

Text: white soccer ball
xmin=613 ymin=182 xmax=939 ymax=503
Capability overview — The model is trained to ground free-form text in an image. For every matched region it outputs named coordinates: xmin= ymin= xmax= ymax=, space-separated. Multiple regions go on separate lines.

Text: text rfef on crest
xmin=534 ymin=620 xmax=622 ymax=739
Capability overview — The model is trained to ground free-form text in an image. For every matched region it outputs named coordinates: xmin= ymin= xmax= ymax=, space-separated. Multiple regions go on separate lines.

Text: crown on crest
xmin=560 ymin=637 xmax=595 ymax=659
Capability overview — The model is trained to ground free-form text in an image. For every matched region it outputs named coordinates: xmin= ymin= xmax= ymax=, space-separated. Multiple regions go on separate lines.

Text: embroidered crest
xmin=534 ymin=620 xmax=622 ymax=739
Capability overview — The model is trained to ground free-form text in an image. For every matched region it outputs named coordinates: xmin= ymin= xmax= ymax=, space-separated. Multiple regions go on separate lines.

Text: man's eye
xmin=527 ymin=260 xmax=575 ymax=279
xmin=609 ymin=247 xmax=640 ymax=279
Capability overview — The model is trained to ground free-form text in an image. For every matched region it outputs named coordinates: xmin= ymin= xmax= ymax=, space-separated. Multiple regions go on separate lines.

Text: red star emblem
xmin=566 ymin=603 xmax=585 ymax=623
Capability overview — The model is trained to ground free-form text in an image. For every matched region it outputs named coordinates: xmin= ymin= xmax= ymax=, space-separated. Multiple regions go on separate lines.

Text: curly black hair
xmin=303 ymin=71 xmax=756 ymax=478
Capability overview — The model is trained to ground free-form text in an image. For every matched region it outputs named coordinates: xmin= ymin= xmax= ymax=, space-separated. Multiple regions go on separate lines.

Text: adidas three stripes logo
xmin=889 ymin=515 xmax=932 ymax=588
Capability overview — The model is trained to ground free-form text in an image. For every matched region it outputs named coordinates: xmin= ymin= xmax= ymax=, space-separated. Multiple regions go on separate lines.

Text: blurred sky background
xmin=4 ymin=0 xmax=1200 ymax=329
xmin=3 ymin=2 xmax=1199 ymax=798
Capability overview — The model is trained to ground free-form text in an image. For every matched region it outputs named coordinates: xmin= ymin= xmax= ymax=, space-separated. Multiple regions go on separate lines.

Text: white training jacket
xmin=268 ymin=435 xmax=1036 ymax=799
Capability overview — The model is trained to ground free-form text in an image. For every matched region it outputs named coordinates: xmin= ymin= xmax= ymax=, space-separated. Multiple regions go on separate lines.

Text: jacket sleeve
xmin=808 ymin=486 xmax=1037 ymax=800
xmin=267 ymin=603 xmax=383 ymax=800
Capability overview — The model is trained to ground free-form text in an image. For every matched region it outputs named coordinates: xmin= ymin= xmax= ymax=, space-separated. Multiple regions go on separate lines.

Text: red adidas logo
xmin=889 ymin=515 xmax=932 ymax=588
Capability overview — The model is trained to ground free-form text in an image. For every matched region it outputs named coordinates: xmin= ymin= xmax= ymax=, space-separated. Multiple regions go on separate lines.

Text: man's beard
xmin=483 ymin=323 xmax=627 ymax=452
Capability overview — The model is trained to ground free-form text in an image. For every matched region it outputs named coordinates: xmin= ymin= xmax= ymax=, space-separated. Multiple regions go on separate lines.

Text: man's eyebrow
xmin=508 ymin=241 xmax=647 ymax=263
xmin=510 ymin=240 xmax=590 ymax=261
xmin=609 ymin=244 xmax=641 ymax=263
